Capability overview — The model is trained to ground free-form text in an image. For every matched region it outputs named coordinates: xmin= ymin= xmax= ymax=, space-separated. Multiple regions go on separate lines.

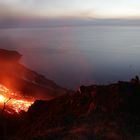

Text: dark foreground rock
xmin=11 ymin=79 xmax=140 ymax=140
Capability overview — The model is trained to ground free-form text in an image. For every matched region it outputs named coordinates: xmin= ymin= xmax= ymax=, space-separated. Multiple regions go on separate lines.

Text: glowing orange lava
xmin=0 ymin=84 xmax=34 ymax=114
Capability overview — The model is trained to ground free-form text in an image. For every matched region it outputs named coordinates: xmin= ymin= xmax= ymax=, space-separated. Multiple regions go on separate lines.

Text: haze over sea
xmin=1 ymin=25 xmax=140 ymax=89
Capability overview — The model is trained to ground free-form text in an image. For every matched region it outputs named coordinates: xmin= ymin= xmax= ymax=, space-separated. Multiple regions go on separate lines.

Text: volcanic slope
xmin=0 ymin=49 xmax=68 ymax=100
xmin=14 ymin=79 xmax=140 ymax=140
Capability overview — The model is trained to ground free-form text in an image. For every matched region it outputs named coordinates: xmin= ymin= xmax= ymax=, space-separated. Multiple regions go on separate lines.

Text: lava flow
xmin=0 ymin=84 xmax=34 ymax=114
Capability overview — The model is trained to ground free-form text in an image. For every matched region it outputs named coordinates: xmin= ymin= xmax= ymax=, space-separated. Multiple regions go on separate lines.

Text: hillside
xmin=0 ymin=49 xmax=68 ymax=100
xmin=13 ymin=78 xmax=140 ymax=140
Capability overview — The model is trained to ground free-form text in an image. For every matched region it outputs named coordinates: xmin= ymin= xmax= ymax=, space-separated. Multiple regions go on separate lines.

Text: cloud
xmin=0 ymin=0 xmax=140 ymax=28
xmin=1 ymin=0 xmax=140 ymax=19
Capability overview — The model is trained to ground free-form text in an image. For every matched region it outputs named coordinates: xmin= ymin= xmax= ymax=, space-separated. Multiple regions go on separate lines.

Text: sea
xmin=0 ymin=26 xmax=140 ymax=89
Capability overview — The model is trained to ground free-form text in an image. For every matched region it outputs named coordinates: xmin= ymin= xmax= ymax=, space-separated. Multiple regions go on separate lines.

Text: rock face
xmin=13 ymin=80 xmax=140 ymax=140
xmin=0 ymin=49 xmax=68 ymax=100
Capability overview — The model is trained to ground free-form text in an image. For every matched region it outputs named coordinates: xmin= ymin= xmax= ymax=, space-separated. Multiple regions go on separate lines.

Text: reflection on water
xmin=0 ymin=26 xmax=140 ymax=89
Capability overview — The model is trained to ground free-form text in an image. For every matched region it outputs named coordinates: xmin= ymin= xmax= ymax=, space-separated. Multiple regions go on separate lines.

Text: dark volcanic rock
xmin=0 ymin=49 xmax=22 ymax=62
xmin=13 ymin=79 xmax=140 ymax=140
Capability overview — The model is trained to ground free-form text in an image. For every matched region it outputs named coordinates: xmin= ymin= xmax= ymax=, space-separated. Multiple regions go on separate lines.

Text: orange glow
xmin=0 ymin=95 xmax=6 ymax=102
xmin=0 ymin=84 xmax=34 ymax=114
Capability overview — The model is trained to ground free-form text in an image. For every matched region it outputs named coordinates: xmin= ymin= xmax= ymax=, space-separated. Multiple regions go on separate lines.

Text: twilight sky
xmin=0 ymin=0 xmax=140 ymax=27
xmin=0 ymin=0 xmax=140 ymax=28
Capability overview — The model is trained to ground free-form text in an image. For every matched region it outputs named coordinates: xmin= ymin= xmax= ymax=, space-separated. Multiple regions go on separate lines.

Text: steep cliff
xmin=0 ymin=49 xmax=68 ymax=100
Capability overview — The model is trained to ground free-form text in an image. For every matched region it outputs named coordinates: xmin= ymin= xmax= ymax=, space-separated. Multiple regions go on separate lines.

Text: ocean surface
xmin=0 ymin=26 xmax=140 ymax=89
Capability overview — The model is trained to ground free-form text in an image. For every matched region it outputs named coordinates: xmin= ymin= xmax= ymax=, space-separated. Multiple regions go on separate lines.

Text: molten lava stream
xmin=0 ymin=84 xmax=34 ymax=114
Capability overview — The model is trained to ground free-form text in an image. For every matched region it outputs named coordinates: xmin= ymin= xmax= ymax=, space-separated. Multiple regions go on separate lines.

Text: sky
xmin=0 ymin=0 xmax=140 ymax=27
xmin=1 ymin=0 xmax=140 ymax=18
